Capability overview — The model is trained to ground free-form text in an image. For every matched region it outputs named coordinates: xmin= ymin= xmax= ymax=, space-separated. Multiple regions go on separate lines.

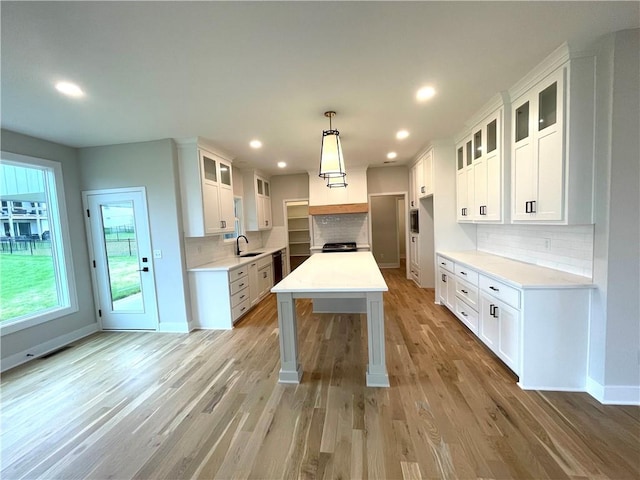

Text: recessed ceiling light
xmin=396 ymin=130 xmax=409 ymax=140
xmin=249 ymin=140 xmax=262 ymax=149
xmin=416 ymin=86 xmax=436 ymax=102
xmin=387 ymin=152 xmax=397 ymax=159
xmin=55 ymin=81 xmax=84 ymax=98
xmin=277 ymin=161 xmax=287 ymax=168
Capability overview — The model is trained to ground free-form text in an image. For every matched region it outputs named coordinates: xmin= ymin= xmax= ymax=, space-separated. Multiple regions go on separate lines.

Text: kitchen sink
xmin=239 ymin=252 xmax=262 ymax=257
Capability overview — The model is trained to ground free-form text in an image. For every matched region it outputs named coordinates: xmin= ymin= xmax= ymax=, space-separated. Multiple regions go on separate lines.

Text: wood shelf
xmin=308 ymin=203 xmax=368 ymax=215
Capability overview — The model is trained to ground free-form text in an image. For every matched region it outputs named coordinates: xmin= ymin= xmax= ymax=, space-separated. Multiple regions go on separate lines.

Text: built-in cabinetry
xmin=510 ymin=45 xmax=595 ymax=224
xmin=455 ymin=94 xmax=509 ymax=224
xmin=243 ymin=172 xmax=272 ymax=231
xmin=409 ymin=233 xmax=420 ymax=284
xmin=454 ymin=44 xmax=595 ymax=226
xmin=437 ymin=251 xmax=592 ymax=390
xmin=409 ymin=150 xmax=434 ymax=208
xmin=177 ymin=139 xmax=235 ymax=236
xmin=189 ymin=252 xmax=276 ymax=329
xmin=286 ymin=201 xmax=310 ymax=271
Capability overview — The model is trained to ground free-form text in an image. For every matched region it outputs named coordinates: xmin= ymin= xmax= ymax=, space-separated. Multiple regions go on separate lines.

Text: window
xmin=223 ymin=197 xmax=244 ymax=242
xmin=0 ymin=152 xmax=77 ymax=334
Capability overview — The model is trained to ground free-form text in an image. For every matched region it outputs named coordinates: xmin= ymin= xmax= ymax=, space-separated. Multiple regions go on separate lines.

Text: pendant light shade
xmin=327 ymin=174 xmax=348 ymax=188
xmin=319 ymin=111 xmax=347 ymax=186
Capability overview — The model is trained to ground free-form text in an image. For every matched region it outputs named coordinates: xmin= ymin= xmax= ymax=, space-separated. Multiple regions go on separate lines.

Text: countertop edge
xmin=437 ymin=250 xmax=594 ymax=289
xmin=188 ymin=245 xmax=287 ymax=272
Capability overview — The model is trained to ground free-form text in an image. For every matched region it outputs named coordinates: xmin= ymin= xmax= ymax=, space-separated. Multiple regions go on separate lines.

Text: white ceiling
xmin=2 ymin=1 xmax=638 ymax=176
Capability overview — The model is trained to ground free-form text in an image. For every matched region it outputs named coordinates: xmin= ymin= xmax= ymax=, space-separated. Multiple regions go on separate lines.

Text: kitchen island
xmin=271 ymin=251 xmax=389 ymax=387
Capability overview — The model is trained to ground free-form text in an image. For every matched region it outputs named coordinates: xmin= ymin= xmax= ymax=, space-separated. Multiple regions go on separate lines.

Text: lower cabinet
xmin=479 ymin=289 xmax=521 ymax=374
xmin=437 ymin=252 xmax=592 ymax=391
xmin=189 ymin=255 xmax=275 ymax=330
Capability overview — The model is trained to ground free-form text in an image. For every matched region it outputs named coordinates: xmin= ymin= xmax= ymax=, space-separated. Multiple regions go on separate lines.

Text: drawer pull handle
xmin=241 ymin=307 xmax=246 ymax=312
xmin=489 ymin=286 xmax=499 ymax=292
xmin=240 ymin=295 xmax=246 ymax=299
xmin=441 ymin=262 xmax=446 ymax=265
xmin=239 ymin=283 xmax=245 ymax=287
xmin=460 ymin=271 xmax=467 ymax=275
xmin=461 ymin=289 xmax=468 ymax=294
xmin=460 ymin=311 xmax=468 ymax=317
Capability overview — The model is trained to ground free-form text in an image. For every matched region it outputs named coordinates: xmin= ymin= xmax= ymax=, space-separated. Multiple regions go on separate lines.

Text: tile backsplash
xmin=312 ymin=213 xmax=369 ymax=246
xmin=477 ymin=224 xmax=594 ymax=277
xmin=184 ymin=231 xmax=263 ymax=269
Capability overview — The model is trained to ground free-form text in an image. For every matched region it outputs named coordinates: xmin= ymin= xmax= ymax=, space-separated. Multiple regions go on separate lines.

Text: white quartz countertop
xmin=188 ymin=245 xmax=287 ymax=272
xmin=438 ymin=250 xmax=594 ymax=289
xmin=272 ymin=251 xmax=388 ymax=293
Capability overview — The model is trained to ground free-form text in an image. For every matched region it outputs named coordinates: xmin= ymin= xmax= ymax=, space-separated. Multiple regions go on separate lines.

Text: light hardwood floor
xmin=1 ymin=265 xmax=638 ymax=479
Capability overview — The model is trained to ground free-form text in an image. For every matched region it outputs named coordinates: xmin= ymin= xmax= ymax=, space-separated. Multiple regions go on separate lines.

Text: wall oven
xmin=410 ymin=209 xmax=419 ymax=233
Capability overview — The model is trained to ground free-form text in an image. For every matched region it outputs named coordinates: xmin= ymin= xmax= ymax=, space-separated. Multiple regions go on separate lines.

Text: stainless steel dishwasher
xmin=272 ymin=249 xmax=283 ymax=283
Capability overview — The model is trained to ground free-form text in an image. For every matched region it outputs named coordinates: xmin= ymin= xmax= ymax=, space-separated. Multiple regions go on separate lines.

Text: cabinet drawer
xmin=257 ymin=256 xmax=272 ymax=270
xmin=455 ymin=278 xmax=478 ymax=310
xmin=437 ymin=256 xmax=454 ymax=273
xmin=479 ymin=275 xmax=520 ymax=309
xmin=455 ymin=264 xmax=479 ymax=285
xmin=232 ymin=298 xmax=251 ymax=322
xmin=455 ymin=297 xmax=479 ymax=334
xmin=231 ymin=288 xmax=250 ymax=308
xmin=410 ymin=266 xmax=420 ymax=283
xmin=229 ymin=267 xmax=249 ymax=282
xmin=230 ymin=276 xmax=249 ymax=296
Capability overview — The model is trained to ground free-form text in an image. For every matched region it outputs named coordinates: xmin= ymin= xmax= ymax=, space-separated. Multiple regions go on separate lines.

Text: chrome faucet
xmin=236 ymin=235 xmax=248 ymax=256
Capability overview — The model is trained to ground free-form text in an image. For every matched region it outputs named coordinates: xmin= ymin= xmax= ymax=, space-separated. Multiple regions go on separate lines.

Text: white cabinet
xmin=188 ymin=264 xmax=250 ymax=330
xmin=257 ymin=256 xmax=273 ymax=298
xmin=509 ymin=45 xmax=595 ymax=224
xmin=248 ymin=260 xmax=260 ymax=305
xmin=437 ymin=251 xmax=592 ymax=389
xmin=410 ymin=150 xmax=434 ymax=208
xmin=409 ymin=234 xmax=420 ymax=284
xmin=472 ymin=108 xmax=505 ymax=222
xmin=178 ymin=140 xmax=235 ymax=236
xmin=244 ymin=173 xmax=272 ymax=231
xmin=479 ymin=279 xmax=521 ymax=374
xmin=455 ymin=136 xmax=474 ymax=222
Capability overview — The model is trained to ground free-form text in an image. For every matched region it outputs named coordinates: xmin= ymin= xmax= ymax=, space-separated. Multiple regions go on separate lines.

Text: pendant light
xmin=319 ymin=111 xmax=347 ymax=187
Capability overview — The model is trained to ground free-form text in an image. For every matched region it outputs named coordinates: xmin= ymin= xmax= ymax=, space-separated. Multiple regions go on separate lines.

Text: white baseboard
xmin=586 ymin=376 xmax=640 ymax=405
xmin=377 ymin=262 xmax=400 ymax=269
xmin=157 ymin=321 xmax=192 ymax=333
xmin=1 ymin=323 xmax=99 ymax=372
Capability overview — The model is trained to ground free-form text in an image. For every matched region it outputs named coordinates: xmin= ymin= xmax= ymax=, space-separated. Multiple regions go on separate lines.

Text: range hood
xmin=308 ymin=167 xmax=368 ymax=215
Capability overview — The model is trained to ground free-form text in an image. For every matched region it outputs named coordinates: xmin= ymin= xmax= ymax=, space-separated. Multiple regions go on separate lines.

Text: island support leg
xmin=276 ymin=292 xmax=303 ymax=383
xmin=365 ymin=291 xmax=390 ymax=387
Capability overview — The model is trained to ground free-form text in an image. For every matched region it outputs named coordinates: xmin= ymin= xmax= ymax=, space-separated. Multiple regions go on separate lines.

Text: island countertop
xmin=271 ymin=251 xmax=388 ymax=294
xmin=438 ymin=250 xmax=594 ymax=289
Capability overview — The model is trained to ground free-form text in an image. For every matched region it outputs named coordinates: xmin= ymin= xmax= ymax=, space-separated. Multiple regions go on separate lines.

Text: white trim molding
xmin=1 ymin=323 xmax=98 ymax=372
xmin=587 ymin=376 xmax=640 ymax=406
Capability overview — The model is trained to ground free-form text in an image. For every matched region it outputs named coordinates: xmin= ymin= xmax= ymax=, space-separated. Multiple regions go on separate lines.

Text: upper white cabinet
xmin=509 ymin=44 xmax=595 ymax=224
xmin=455 ymin=134 xmax=474 ymax=222
xmin=410 ymin=150 xmax=434 ymax=209
xmin=177 ymin=139 xmax=235 ymax=236
xmin=456 ymin=93 xmax=510 ymax=224
xmin=243 ymin=172 xmax=272 ymax=231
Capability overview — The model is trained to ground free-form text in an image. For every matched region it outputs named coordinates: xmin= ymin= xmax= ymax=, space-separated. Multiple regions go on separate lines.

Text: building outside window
xmin=0 ymin=152 xmax=77 ymax=333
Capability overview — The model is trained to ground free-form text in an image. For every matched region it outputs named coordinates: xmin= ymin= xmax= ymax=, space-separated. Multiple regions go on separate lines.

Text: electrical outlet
xmin=153 ymin=249 xmax=162 ymax=259
xmin=544 ymin=238 xmax=551 ymax=250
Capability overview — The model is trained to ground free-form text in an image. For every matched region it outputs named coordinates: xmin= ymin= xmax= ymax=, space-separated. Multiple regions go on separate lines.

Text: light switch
xmin=153 ymin=249 xmax=162 ymax=259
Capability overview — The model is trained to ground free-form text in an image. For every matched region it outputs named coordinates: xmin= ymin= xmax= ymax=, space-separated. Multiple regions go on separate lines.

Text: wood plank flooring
xmin=1 ymin=264 xmax=638 ymax=479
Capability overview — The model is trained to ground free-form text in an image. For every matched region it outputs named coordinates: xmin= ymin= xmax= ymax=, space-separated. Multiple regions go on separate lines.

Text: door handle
xmin=138 ymin=267 xmax=149 ymax=272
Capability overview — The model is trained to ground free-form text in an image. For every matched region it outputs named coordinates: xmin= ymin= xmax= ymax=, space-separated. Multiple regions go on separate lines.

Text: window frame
xmin=0 ymin=151 xmax=78 ymax=336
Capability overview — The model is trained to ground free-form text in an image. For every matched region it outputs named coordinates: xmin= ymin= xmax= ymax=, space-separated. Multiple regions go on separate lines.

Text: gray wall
xmin=590 ymin=28 xmax=640 ymax=392
xmin=367 ymin=166 xmax=408 ymax=194
xmin=78 ymin=139 xmax=191 ymax=331
xmin=371 ymin=195 xmax=401 ymax=266
xmin=1 ymin=129 xmax=97 ymax=365
xmin=269 ymin=173 xmax=309 ymax=227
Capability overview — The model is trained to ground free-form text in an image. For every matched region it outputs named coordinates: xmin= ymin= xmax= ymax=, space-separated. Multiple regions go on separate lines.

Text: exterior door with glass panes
xmin=83 ymin=188 xmax=158 ymax=330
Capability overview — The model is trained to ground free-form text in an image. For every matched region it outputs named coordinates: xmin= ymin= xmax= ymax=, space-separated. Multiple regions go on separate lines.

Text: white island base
xmin=272 ymin=252 xmax=390 ymax=387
